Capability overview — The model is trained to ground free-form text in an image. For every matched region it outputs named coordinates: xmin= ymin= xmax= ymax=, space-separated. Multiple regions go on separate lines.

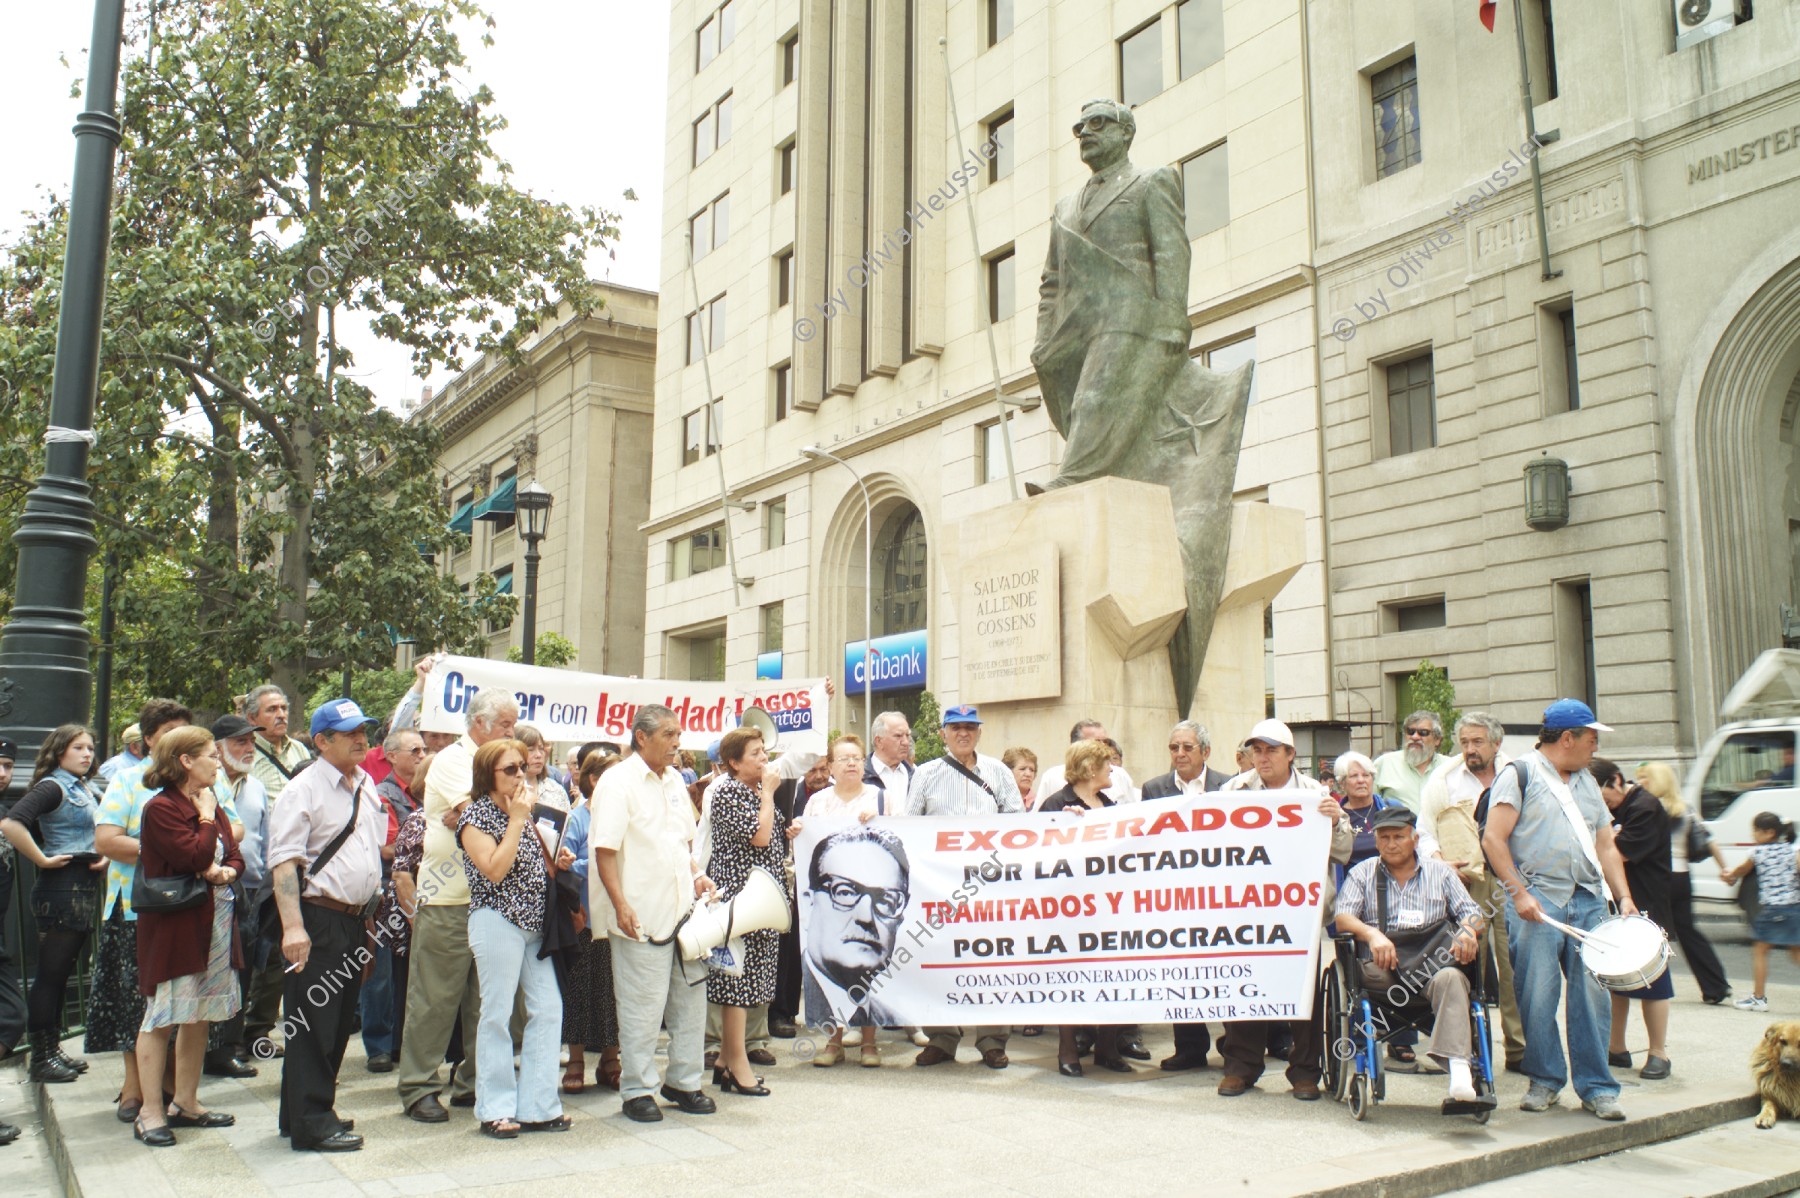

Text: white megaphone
xmin=738 ymin=705 xmax=780 ymax=749
xmin=676 ymin=868 xmax=791 ymax=962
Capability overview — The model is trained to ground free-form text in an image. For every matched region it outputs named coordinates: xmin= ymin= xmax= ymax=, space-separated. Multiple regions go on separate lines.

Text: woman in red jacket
xmin=132 ymin=726 xmax=244 ymax=1147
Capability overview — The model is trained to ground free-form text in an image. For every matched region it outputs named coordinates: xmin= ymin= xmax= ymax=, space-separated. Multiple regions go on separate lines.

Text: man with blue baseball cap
xmin=265 ymin=698 xmax=383 ymax=1152
xmin=906 ymin=703 xmax=1022 ymax=1069
xmin=1482 ymin=698 xmax=1637 ymax=1123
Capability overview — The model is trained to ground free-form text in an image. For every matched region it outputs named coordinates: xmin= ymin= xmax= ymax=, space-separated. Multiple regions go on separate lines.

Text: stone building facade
xmin=1309 ymin=0 xmax=1800 ymax=757
xmin=646 ymin=0 xmax=1331 ymax=749
xmin=414 ymin=284 xmax=658 ymax=674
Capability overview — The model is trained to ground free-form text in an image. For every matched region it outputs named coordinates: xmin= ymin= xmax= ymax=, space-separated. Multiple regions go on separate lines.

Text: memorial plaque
xmin=960 ymin=545 xmax=1061 ymax=703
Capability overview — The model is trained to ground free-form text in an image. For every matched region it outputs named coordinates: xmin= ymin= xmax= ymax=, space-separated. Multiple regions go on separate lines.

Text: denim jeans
xmin=360 ymin=943 xmax=397 ymax=1057
xmin=1506 ymin=886 xmax=1618 ymax=1102
xmin=467 ymin=908 xmax=562 ymax=1124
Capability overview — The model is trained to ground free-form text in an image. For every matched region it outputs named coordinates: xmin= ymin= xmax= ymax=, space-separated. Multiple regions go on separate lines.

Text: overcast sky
xmin=0 ymin=1 xmax=670 ymax=410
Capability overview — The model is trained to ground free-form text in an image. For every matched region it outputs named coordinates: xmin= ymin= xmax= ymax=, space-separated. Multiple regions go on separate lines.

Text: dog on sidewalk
xmin=1751 ymin=1021 xmax=1800 ymax=1129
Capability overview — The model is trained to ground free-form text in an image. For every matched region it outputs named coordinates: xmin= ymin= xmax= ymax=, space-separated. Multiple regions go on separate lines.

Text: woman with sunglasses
xmin=459 ymin=738 xmax=568 ymax=1137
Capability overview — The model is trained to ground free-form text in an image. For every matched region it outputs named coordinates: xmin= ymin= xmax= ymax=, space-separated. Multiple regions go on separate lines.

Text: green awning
xmin=447 ymin=501 xmax=475 ymax=535
xmin=494 ymin=571 xmax=514 ymax=595
xmin=473 ymin=475 xmax=517 ymax=522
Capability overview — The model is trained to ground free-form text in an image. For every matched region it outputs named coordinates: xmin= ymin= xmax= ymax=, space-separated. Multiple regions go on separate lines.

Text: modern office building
xmin=646 ymin=0 xmax=1331 ymax=748
xmin=415 ymin=284 xmax=659 ymax=674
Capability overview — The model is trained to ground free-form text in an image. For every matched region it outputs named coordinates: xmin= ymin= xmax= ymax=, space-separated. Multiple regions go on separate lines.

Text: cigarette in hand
xmin=284 ymin=961 xmax=305 ymax=974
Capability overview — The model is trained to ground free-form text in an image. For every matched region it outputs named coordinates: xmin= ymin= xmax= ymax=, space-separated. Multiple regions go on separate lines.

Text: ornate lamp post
xmin=515 ymin=480 xmax=554 ymax=665
xmin=0 ymin=0 xmax=127 ymax=793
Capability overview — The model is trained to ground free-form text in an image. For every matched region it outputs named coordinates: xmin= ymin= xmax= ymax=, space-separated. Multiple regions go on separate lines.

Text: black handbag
xmin=132 ymin=868 xmax=210 ymax=914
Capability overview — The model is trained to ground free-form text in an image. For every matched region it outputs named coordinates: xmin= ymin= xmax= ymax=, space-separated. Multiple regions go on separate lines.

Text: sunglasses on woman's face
xmin=498 ymin=764 xmax=523 ymax=777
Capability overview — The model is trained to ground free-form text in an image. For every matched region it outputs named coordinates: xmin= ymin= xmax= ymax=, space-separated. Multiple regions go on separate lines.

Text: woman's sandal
xmin=598 ymin=1051 xmax=622 ymax=1091
xmin=562 ymin=1059 xmax=586 ymax=1094
xmin=519 ymin=1115 xmax=573 ymax=1133
xmin=480 ymin=1119 xmax=520 ymax=1139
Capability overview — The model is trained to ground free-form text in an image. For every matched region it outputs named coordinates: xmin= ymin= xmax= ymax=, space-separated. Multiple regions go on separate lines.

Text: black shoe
xmin=366 ymin=1053 xmax=395 ymax=1073
xmin=1161 ymin=1051 xmax=1208 ymax=1071
xmin=769 ymin=1017 xmax=798 ymax=1039
xmin=0 ymin=1121 xmax=21 ymax=1146
xmin=1504 ymin=1059 xmax=1527 ymax=1074
xmin=747 ymin=1048 xmax=777 ymax=1067
xmin=301 ymin=1130 xmax=363 ymax=1153
xmin=335 ymin=1118 xmax=356 ymax=1132
xmin=1703 ymin=991 xmax=1731 ymax=1006
xmin=622 ymin=1096 xmax=662 ymax=1122
xmin=406 ymin=1095 xmax=449 ymax=1124
xmin=204 ymin=1053 xmax=258 ymax=1079
xmin=27 ymin=1036 xmax=77 ymax=1084
xmin=1118 ymin=1039 xmax=1150 ymax=1062
xmin=52 ymin=1046 xmax=89 ymax=1074
xmin=133 ymin=1118 xmax=176 ymax=1148
xmin=250 ymin=1038 xmax=284 ymax=1059
xmin=167 ymin=1104 xmax=235 ymax=1129
xmin=1095 ymin=1056 xmax=1134 ymax=1074
xmin=1607 ymin=1050 xmax=1632 ymax=1069
xmin=658 ymin=1084 xmax=717 ymax=1114
xmin=1058 ymin=1061 xmax=1084 ymax=1077
xmin=1639 ymin=1056 xmax=1671 ymax=1080
xmin=449 ymin=1092 xmax=476 ymax=1108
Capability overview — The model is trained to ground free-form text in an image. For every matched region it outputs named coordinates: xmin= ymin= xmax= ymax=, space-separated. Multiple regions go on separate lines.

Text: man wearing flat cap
xmin=1336 ymin=805 xmax=1487 ymax=1107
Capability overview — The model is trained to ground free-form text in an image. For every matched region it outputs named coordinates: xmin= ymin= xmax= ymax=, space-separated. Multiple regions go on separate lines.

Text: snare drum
xmin=1577 ymin=914 xmax=1672 ymax=992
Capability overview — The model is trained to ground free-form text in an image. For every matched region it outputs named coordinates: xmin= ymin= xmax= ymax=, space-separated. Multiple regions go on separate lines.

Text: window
xmin=692 ymin=93 xmax=733 ymax=166
xmin=671 ymin=625 xmax=727 ymax=680
xmin=1206 ymin=334 xmax=1258 ymax=404
xmin=1699 ymin=731 xmax=1797 ymax=820
xmin=1554 ymin=579 xmax=1596 ymax=711
xmin=775 ymin=248 xmax=793 ymax=307
xmin=1264 ymin=606 xmax=1276 ymax=719
xmin=696 ymin=0 xmax=738 ymax=71
xmin=1537 ymin=0 xmax=1560 ymax=100
xmin=489 ymin=566 xmax=514 ymax=633
xmin=487 ymin=466 xmax=517 ymax=535
xmin=979 ymin=416 xmax=1015 ymax=485
xmin=1178 ymin=0 xmax=1224 ymax=78
xmin=985 ymin=248 xmax=1015 ymax=323
xmin=772 ymin=361 xmax=792 ymax=423
xmin=1371 ymin=57 xmax=1421 ymax=178
xmin=682 ymin=398 xmax=723 ymax=466
xmin=1390 ymin=669 xmax=1447 ymax=748
xmin=874 ymin=505 xmax=928 ymax=635
xmin=764 ymin=497 xmax=787 ymax=548
xmin=688 ymin=194 xmax=729 ymax=261
xmin=1540 ymin=300 xmax=1580 ymax=414
xmin=778 ymin=139 xmax=796 ymax=196
xmin=668 ymin=524 xmax=726 ymax=581
xmin=987 ymin=109 xmax=1014 ymax=182
xmin=781 ymin=31 xmax=798 ymax=87
xmin=686 ymin=294 xmax=727 ymax=364
xmin=1387 ymin=597 xmax=1448 ymax=632
xmin=761 ymin=602 xmax=785 ymax=654
xmin=1120 ymin=19 xmax=1163 ymax=109
xmin=988 ymin=0 xmax=1014 ymax=47
xmin=1384 ymin=352 xmax=1436 ymax=457
xmin=1181 ymin=142 xmax=1229 ymax=237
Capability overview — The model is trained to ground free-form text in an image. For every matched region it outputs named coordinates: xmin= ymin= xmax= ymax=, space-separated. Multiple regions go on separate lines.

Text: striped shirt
xmin=1337 ymin=853 xmax=1481 ymax=933
xmin=906 ymin=753 xmax=1023 ymax=816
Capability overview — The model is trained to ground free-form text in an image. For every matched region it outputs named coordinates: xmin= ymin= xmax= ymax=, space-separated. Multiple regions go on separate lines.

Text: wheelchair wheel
xmin=1348 ymin=1072 xmax=1372 ymax=1121
xmin=1472 ymin=1104 xmax=1491 ymax=1125
xmin=1325 ymin=953 xmax=1356 ymax=1101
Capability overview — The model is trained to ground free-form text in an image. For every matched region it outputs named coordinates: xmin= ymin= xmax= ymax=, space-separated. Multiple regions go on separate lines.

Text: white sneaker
xmin=1734 ymin=995 xmax=1770 ymax=1012
xmin=1447 ymin=1058 xmax=1477 ymax=1102
xmin=909 ymin=1027 xmax=930 ymax=1047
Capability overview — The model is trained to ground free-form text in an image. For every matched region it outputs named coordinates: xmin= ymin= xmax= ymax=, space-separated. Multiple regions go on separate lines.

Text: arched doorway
xmin=816 ymin=478 xmax=932 ymax=734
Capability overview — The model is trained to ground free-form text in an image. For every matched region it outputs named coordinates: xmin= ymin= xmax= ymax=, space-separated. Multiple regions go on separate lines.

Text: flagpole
xmin=1510 ymin=0 xmax=1560 ymax=282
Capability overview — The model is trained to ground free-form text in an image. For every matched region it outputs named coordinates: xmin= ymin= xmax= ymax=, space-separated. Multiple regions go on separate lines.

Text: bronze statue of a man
xmin=1031 ymin=99 xmax=1192 ymax=491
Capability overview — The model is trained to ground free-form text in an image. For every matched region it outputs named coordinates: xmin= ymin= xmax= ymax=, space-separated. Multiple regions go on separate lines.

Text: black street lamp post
xmin=0 ymin=0 xmax=128 ymax=795
xmin=515 ymin=481 xmax=554 ymax=666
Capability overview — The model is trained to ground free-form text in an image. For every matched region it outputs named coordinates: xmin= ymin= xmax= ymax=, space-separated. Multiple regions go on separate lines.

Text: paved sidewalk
xmin=33 ymin=974 xmax=1796 ymax=1198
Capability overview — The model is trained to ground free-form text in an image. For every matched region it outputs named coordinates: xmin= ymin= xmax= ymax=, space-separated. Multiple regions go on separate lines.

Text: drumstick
xmin=1538 ymin=914 xmax=1593 ymax=943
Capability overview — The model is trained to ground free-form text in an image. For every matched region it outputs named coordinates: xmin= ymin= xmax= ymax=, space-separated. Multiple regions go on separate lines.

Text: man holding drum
xmin=1481 ymin=699 xmax=1638 ymax=1122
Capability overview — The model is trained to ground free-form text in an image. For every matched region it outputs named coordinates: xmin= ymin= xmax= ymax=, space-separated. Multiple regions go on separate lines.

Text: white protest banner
xmin=793 ymin=791 xmax=1333 ymax=1027
xmin=417 ymin=654 xmax=829 ymax=753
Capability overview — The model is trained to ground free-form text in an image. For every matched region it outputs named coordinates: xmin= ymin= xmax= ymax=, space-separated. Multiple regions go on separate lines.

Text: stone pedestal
xmin=1188 ymin=502 xmax=1305 ymax=750
xmin=947 ymin=480 xmax=1303 ymax=773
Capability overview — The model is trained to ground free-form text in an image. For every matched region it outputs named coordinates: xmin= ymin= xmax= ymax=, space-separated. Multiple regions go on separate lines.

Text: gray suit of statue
xmin=1030 ymin=101 xmax=1255 ymax=714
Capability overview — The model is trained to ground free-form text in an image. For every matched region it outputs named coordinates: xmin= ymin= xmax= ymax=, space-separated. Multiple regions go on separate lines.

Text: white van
xmin=1686 ymin=650 xmax=1800 ymax=911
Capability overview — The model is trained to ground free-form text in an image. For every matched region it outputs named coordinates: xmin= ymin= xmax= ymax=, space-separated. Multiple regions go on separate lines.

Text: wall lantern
xmin=1523 ymin=455 xmax=1571 ymax=531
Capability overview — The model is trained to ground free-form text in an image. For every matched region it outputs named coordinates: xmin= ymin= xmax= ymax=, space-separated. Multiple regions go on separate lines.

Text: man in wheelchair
xmin=1335 ymin=807 xmax=1486 ymax=1106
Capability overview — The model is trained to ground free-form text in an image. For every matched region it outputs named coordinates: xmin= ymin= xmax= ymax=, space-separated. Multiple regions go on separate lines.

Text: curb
xmin=1283 ymin=1090 xmax=1762 ymax=1198
xmin=35 ymin=1074 xmax=83 ymax=1198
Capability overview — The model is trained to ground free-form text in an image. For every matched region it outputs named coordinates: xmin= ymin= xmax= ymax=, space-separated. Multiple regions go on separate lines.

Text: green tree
xmin=306 ymin=665 xmax=415 ymax=729
xmin=0 ymin=0 xmax=610 ymax=712
xmin=1399 ymin=659 xmax=1461 ymax=746
xmin=912 ymin=690 xmax=946 ymax=764
xmin=506 ymin=632 xmax=577 ymax=669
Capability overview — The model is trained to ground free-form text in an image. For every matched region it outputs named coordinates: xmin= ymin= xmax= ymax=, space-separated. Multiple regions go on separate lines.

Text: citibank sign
xmin=844 ymin=629 xmax=928 ymax=696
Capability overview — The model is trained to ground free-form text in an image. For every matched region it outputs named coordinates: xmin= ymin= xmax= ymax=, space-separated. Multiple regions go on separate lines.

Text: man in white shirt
xmin=396 ymin=688 xmax=517 ymax=1124
xmin=1033 ymin=718 xmax=1137 ymax=807
xmin=594 ymin=704 xmax=718 ymax=1123
xmin=1418 ymin=711 xmax=1523 ymax=1071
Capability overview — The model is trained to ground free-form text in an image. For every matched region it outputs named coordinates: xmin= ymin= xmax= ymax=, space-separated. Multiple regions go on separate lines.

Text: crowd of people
xmin=0 ymin=669 xmax=1796 ymax=1151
